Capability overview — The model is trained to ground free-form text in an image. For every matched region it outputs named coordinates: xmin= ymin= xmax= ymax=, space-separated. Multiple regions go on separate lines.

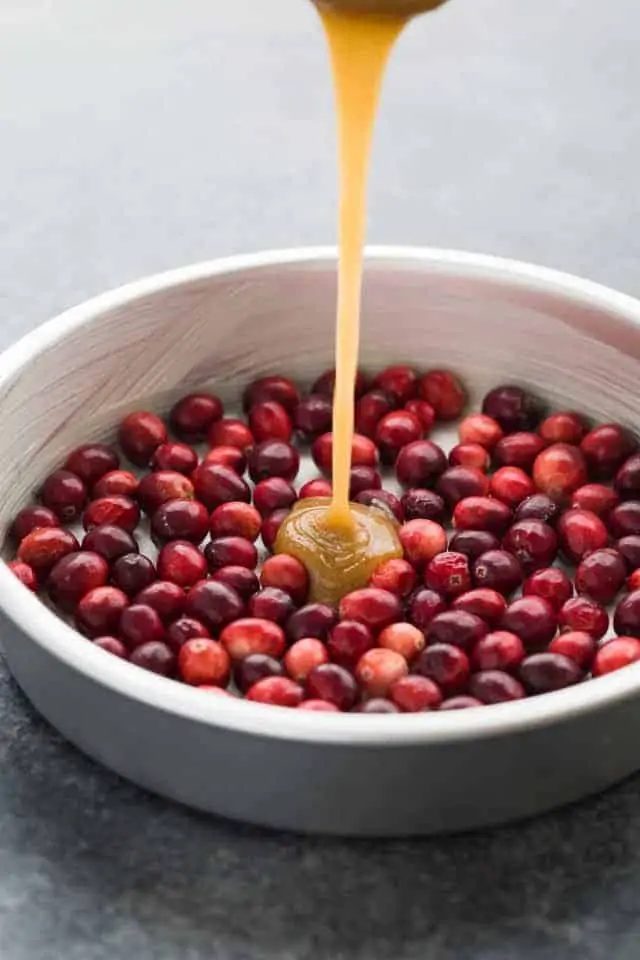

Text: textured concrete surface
xmin=1 ymin=0 xmax=640 ymax=956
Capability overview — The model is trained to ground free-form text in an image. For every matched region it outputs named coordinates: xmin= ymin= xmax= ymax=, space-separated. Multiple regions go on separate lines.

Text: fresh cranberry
xmin=439 ymin=696 xmax=483 ymax=710
xmin=494 ymin=432 xmax=545 ymax=471
xmin=501 ymin=595 xmax=557 ymax=650
xmin=111 ymin=554 xmax=156 ymax=596
xmin=93 ymin=470 xmax=139 ymax=499
xmin=41 ymin=469 xmax=87 ymax=522
xmin=615 ymin=453 xmax=640 ymax=500
xmin=627 ymin=571 xmax=640 ymax=591
xmin=436 ymin=466 xmax=490 ymax=508
xmin=514 ymin=494 xmax=560 ymax=526
xmin=137 ymin=471 xmax=194 ymax=514
xmin=249 ymin=401 xmax=293 ymax=443
xmin=7 ymin=561 xmax=37 ymax=591
xmin=119 ymin=603 xmax=165 ymax=649
xmin=355 ymin=648 xmax=408 ymax=697
xmin=76 ymin=586 xmax=129 ymax=637
xmin=305 ymin=664 xmax=358 ymax=710
xmin=548 ymin=632 xmax=596 ymax=669
xmin=248 ymin=440 xmax=300 ymax=483
xmin=312 ymin=369 xmax=369 ymax=400
xmin=192 ymin=463 xmax=250 ymax=511
xmin=208 ymin=418 xmax=254 ymax=451
xmin=311 ymin=432 xmax=377 ymax=473
xmin=83 ymin=494 xmax=140 ymax=532
xmin=156 ymin=541 xmax=207 ymax=588
xmin=453 ymin=496 xmax=512 ymax=536
xmin=326 ymin=620 xmax=373 ymax=668
xmin=593 ymin=637 xmax=640 ymax=677
xmin=82 ymin=525 xmax=137 ymax=562
xmin=472 ymin=631 xmax=525 ymax=673
xmin=559 ymin=596 xmax=608 ymax=640
xmin=260 ymin=554 xmax=309 ymax=604
xmin=65 ymin=443 xmax=120 ymax=487
xmin=284 ymin=638 xmax=330 ymax=682
xmin=339 ymin=588 xmax=401 ymax=633
xmin=248 ymin=587 xmax=296 ymax=624
xmin=520 ymin=652 xmax=582 ymax=693
xmin=287 ymin=603 xmax=337 ymax=643
xmin=448 ymin=530 xmax=500 ymax=561
xmin=297 ymin=700 xmax=341 ymax=712
xmin=616 ymin=535 xmax=640 ymax=570
xmin=130 ymin=641 xmax=175 ymax=676
xmin=424 ymin=552 xmax=471 ymax=598
xmin=205 ymin=537 xmax=258 ymax=572
xmin=184 ymin=580 xmax=244 ymax=632
xmin=581 ymin=424 xmax=637 ymax=479
xmin=399 ymin=519 xmax=447 ymax=568
xmin=92 ymin=637 xmax=128 ymax=659
xmin=354 ymin=699 xmax=400 ymax=713
xmin=261 ymin=508 xmax=291 ymax=551
xmin=522 ymin=567 xmax=573 ymax=611
xmin=472 ymin=550 xmax=523 ymax=596
xmin=235 ymin=653 xmax=284 ymax=693
xmin=170 ymin=392 xmax=223 ymax=441
xmin=219 ymin=617 xmax=286 ymax=661
xmin=295 ymin=394 xmax=333 ymax=440
xmin=354 ymin=489 xmax=403 ymax=522
xmin=378 ymin=622 xmax=425 ymax=663
xmin=451 ymin=588 xmax=507 ymax=626
xmin=202 ymin=446 xmax=247 ymax=474
xmin=252 ymin=477 xmax=297 ymax=518
xmin=419 ymin=370 xmax=466 ymax=420
xmin=408 ymin=588 xmax=448 ymax=632
xmin=458 ymin=413 xmax=504 ymax=449
xmin=375 ymin=411 xmax=423 ymax=463
xmin=118 ymin=411 xmax=167 ymax=466
xmin=401 ymin=489 xmax=445 ymax=523
xmin=243 ymin=375 xmax=300 ymax=414
xmin=17 ymin=528 xmax=78 ymax=574
xmin=405 ymin=399 xmax=437 ymax=434
xmin=389 ymin=675 xmax=442 ymax=712
xmin=609 ymin=501 xmax=640 ymax=539
xmin=502 ymin=520 xmax=558 ymax=572
xmin=165 ymin=617 xmax=211 ymax=654
xmin=369 ymin=558 xmax=416 ymax=597
xmin=614 ymin=590 xmax=640 ymax=638
xmin=571 ymin=483 xmax=619 ymax=518
xmin=11 ymin=505 xmax=59 ymax=542
xmin=373 ymin=365 xmax=418 ymax=404
xmin=490 ymin=467 xmax=535 ymax=507
xmin=247 ymin=676 xmax=304 ymax=707
xmin=448 ymin=443 xmax=490 ymax=472
xmin=557 ymin=508 xmax=608 ymax=562
xmin=47 ymin=552 xmax=109 ymax=612
xmin=354 ymin=390 xmax=395 ymax=439
xmin=151 ymin=499 xmax=209 ymax=544
xmin=427 ymin=610 xmax=487 ymax=651
xmin=135 ymin=581 xmax=185 ymax=623
xmin=415 ymin=643 xmax=470 ymax=694
xmin=208 ymin=502 xmax=261 ymax=543
xmin=211 ymin=566 xmax=260 ymax=600
xmin=151 ymin=442 xmax=199 ymax=475
xmin=532 ymin=443 xmax=588 ymax=503
xmin=539 ymin=411 xmax=588 ymax=445
xmin=349 ymin=465 xmax=382 ymax=498
xmin=178 ymin=638 xmax=230 ymax=686
xmin=575 ymin=548 xmax=626 ymax=604
xmin=469 ymin=670 xmax=526 ymax=704
xmin=482 ymin=384 xmax=543 ymax=433
xmin=299 ymin=478 xmax=333 ymax=499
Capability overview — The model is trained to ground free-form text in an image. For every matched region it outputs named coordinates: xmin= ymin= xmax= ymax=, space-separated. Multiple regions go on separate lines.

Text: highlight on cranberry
xmin=6 ymin=367 xmax=640 ymax=713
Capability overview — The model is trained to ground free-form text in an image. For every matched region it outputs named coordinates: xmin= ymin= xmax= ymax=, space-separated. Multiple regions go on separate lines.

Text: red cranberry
xmin=12 ymin=505 xmax=59 ymax=542
xmin=615 ymin=453 xmax=640 ymax=500
xmin=614 ymin=590 xmax=640 ymax=638
xmin=609 ymin=501 xmax=640 ymax=539
xmin=170 ymin=392 xmax=223 ymax=441
xmin=151 ymin=499 xmax=209 ymax=544
xmin=118 ymin=411 xmax=167 ymax=466
xmin=92 ymin=637 xmax=128 ymax=659
xmin=523 ymin=567 xmax=573 ymax=611
xmin=419 ymin=370 xmax=466 ymax=420
xmin=157 ymin=541 xmax=207 ymax=588
xmin=616 ymin=535 xmax=640 ymax=570
xmin=627 ymin=571 xmax=640 ymax=591
xmin=424 ymin=552 xmax=471 ymax=598
xmin=369 ymin=558 xmax=416 ymax=597
xmin=209 ymin=502 xmax=261 ymax=542
xmin=165 ymin=617 xmax=211 ymax=654
xmin=219 ymin=617 xmax=286 ymax=661
xmin=93 ymin=470 xmax=139 ymax=499
xmin=248 ymin=440 xmax=300 ymax=483
xmin=355 ymin=390 xmax=395 ymax=439
xmin=408 ymin=588 xmax=448 ymax=632
xmin=306 ymin=663 xmax=359 ymax=710
xmin=559 ymin=596 xmax=608 ymax=640
xmin=427 ymin=610 xmax=487 ymax=651
xmin=202 ymin=446 xmax=247 ymax=474
xmin=533 ymin=443 xmax=588 ymax=503
xmin=571 ymin=483 xmax=619 ymax=517
xmin=593 ymin=637 xmax=640 ymax=677
xmin=83 ymin=495 xmax=140 ymax=533
xmin=378 ymin=622 xmax=425 ymax=662
xmin=389 ymin=675 xmax=442 ymax=712
xmin=405 ymin=399 xmax=436 ymax=434
xmin=469 ymin=670 xmax=526 ymax=703
xmin=376 ymin=411 xmax=423 ymax=463
xmin=472 ymin=631 xmax=525 ymax=673
xmin=415 ymin=642 xmax=470 ymax=694
xmin=557 ymin=508 xmax=608 ymax=563
xmin=312 ymin=432 xmax=377 ymax=473
xmin=355 ymin=648 xmax=409 ymax=697
xmin=111 ymin=554 xmax=156 ymax=596
xmin=520 ymin=652 xmax=582 ymax=692
xmin=8 ymin=561 xmax=37 ymax=591
xmin=482 ymin=384 xmax=543 ymax=433
xmin=581 ymin=424 xmax=637 ymax=479
xmin=399 ymin=519 xmax=447 ymax=568
xmin=548 ymin=631 xmax=596 ymax=669
xmin=207 ymin=418 xmax=254 ymax=452
xmin=17 ymin=528 xmax=78 ymax=574
xmin=494 ymin=432 xmax=545 ymax=471
xmin=349 ymin=465 xmax=381 ymax=499
xmin=119 ymin=603 xmax=165 ymax=649
xmin=243 ymin=375 xmax=300 ymax=414
xmin=436 ymin=466 xmax=490 ymax=508
xmin=311 ymin=368 xmax=368 ymax=400
xmin=440 ymin=696 xmax=483 ymax=710
xmin=355 ymin=489 xmax=403 ymax=522
xmin=247 ymin=676 xmax=304 ymax=707
xmin=448 ymin=530 xmax=500 ymax=561
xmin=401 ymin=489 xmax=445 ymax=524
xmin=260 ymin=554 xmax=309 ymax=604
xmin=135 ymin=581 xmax=185 ymax=623
xmin=76 ymin=586 xmax=129 ymax=637
xmin=575 ymin=548 xmax=626 ymax=604
xmin=248 ymin=587 xmax=296 ymax=624
xmin=287 ymin=603 xmax=337 ymax=643
xmin=514 ymin=494 xmax=560 ymax=526
xmin=130 ymin=641 xmax=175 ymax=676
xmin=261 ymin=508 xmax=291 ymax=551
xmin=47 ymin=551 xmax=109 ymax=612
xmin=65 ymin=443 xmax=120 ymax=487
xmin=205 ymin=537 xmax=257 ymax=571
xmin=82 ymin=525 xmax=137 ymax=562
xmin=451 ymin=588 xmax=507 ymax=626
xmin=184 ymin=580 xmax=244 ymax=632
xmin=373 ymin=364 xmax=418 ymax=404
xmin=249 ymin=401 xmax=293 ymax=443
xmin=284 ymin=638 xmax=329 ymax=682
xmin=235 ymin=653 xmax=284 ymax=693
xmin=178 ymin=638 xmax=230 ymax=686
xmin=453 ymin=496 xmax=512 ymax=536
xmin=502 ymin=596 xmax=557 ymax=650
xmin=354 ymin=699 xmax=400 ymax=713
xmin=252 ymin=477 xmax=297 ymax=518
xmin=473 ymin=550 xmax=523 ymax=596
xmin=138 ymin=471 xmax=194 ymax=514
xmin=211 ymin=566 xmax=259 ymax=600
xmin=295 ymin=394 xmax=333 ymax=440
xmin=539 ymin=411 xmax=588 ymax=445
xmin=394 ymin=440 xmax=446 ymax=488
xmin=502 ymin=520 xmax=558 ymax=572
xmin=490 ymin=467 xmax=535 ymax=507
xmin=151 ymin=442 xmax=198 ymax=475
xmin=192 ymin=463 xmax=250 ymax=511
xmin=41 ymin=469 xmax=87 ymax=522
xmin=339 ymin=588 xmax=401 ymax=633
xmin=458 ymin=413 xmax=504 ymax=450
xmin=299 ymin=478 xmax=333 ymax=499
xmin=448 ymin=443 xmax=490 ymax=472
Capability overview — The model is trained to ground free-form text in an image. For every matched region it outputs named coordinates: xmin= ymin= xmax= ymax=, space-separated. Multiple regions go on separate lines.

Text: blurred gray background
xmin=1 ymin=0 xmax=639 ymax=957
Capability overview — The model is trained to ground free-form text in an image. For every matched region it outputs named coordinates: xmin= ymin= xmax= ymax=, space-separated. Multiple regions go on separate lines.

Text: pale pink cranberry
xmin=219 ymin=617 xmax=286 ymax=660
xmin=436 ymin=466 xmax=490 ymax=508
xmin=404 ymin=399 xmax=437 ymax=434
xmin=502 ymin=520 xmax=558 ymax=573
xmin=482 ymin=385 xmax=543 ymax=433
xmin=11 ymin=505 xmax=59 ymax=542
xmin=539 ymin=411 xmax=588 ymax=445
xmin=165 ymin=617 xmax=211 ymax=654
xmin=261 ymin=509 xmax=292 ymax=551
xmin=41 ymin=469 xmax=87 ymax=522
xmin=295 ymin=394 xmax=333 ymax=440
xmin=83 ymin=494 xmax=140 ymax=532
xmin=93 ymin=470 xmax=139 ymax=499
xmin=472 ymin=631 xmax=525 ymax=673
xmin=609 ymin=501 xmax=640 ymax=539
xmin=502 ymin=595 xmax=558 ymax=651
xmin=472 ymin=549 xmax=523 ymax=596
xmin=118 ymin=411 xmax=167 ymax=466
xmin=448 ymin=443 xmax=490 ymax=472
xmin=17 ymin=527 xmax=79 ymax=575
xmin=305 ymin=663 xmax=359 ymax=711
xmin=373 ymin=365 xmax=418 ymax=404
xmin=395 ymin=440 xmax=447 ymax=488
xmin=399 ymin=519 xmax=447 ymax=568
xmin=249 ymin=401 xmax=293 ymax=443
xmin=520 ymin=652 xmax=583 ymax=692
xmin=523 ymin=567 xmax=573 ymax=611
xmin=408 ymin=588 xmax=448 ymax=632
xmin=135 ymin=581 xmax=186 ymax=623
xmin=339 ymin=588 xmax=401 ymax=633
xmin=389 ymin=675 xmax=442 ymax=712
xmin=312 ymin=432 xmax=377 ymax=473
xmin=286 ymin=603 xmax=337 ymax=643
xmin=424 ymin=552 xmax=471 ymax=598
xmin=401 ymin=489 xmax=445 ymax=524
xmin=253 ymin=477 xmax=297 ymax=517
xmin=593 ymin=637 xmax=640 ymax=677
xmin=192 ymin=463 xmax=250 ymax=511
xmin=571 ymin=483 xmax=619 ymax=518
xmin=92 ymin=637 xmax=128 ymax=658
xmin=575 ymin=548 xmax=626 ymax=604
xmin=297 ymin=700 xmax=340 ymax=712
xmin=202 ymin=446 xmax=247 ymax=474
xmin=451 ymin=588 xmax=507 ymax=626
xmin=130 ymin=641 xmax=175 ymax=676
xmin=248 ymin=587 xmax=296 ymax=624
xmin=355 ymin=390 xmax=395 ymax=439
xmin=369 ymin=558 xmax=416 ymax=597
xmin=178 ymin=638 xmax=230 ymax=686
xmin=375 ymin=411 xmax=423 ymax=463
xmin=211 ymin=566 xmax=260 ymax=600
xmin=514 ymin=494 xmax=560 ymax=526
xmin=243 ymin=375 xmax=300 ymax=415
xmin=8 ymin=560 xmax=37 ymax=591
xmin=246 ymin=676 xmax=304 ymax=707
xmin=469 ymin=670 xmax=526 ymax=704
xmin=355 ymin=648 xmax=408 ymax=698
xmin=415 ymin=643 xmax=470 ymax=694
xmin=378 ymin=622 xmax=425 ymax=662
xmin=208 ymin=418 xmax=254 ymax=451
xmin=453 ymin=496 xmax=512 ymax=536
xmin=458 ymin=413 xmax=504 ymax=450
xmin=559 ymin=596 xmax=608 ymax=640
xmin=557 ymin=508 xmax=609 ymax=562
xmin=548 ymin=631 xmax=596 ymax=669
xmin=355 ymin=489 xmax=403 ymax=523
xmin=47 ymin=551 xmax=109 ymax=612
xmin=489 ymin=467 xmax=535 ymax=507
xmin=448 ymin=530 xmax=500 ymax=561
xmin=235 ymin=654 xmax=283 ymax=693
xmin=151 ymin=442 xmax=199 ymax=475
xmin=494 ymin=432 xmax=545 ymax=471
xmin=137 ymin=470 xmax=194 ymax=514
xmin=614 ymin=589 xmax=640 ymax=638
xmin=170 ymin=393 xmax=223 ymax=441
xmin=581 ymin=424 xmax=638 ymax=479
xmin=151 ymin=499 xmax=209 ymax=544
xmin=64 ymin=443 xmax=120 ymax=487
xmin=299 ymin=478 xmax=333 ymax=499
xmin=184 ymin=580 xmax=243 ymax=632
xmin=284 ymin=638 xmax=329 ymax=682
xmin=440 ymin=696 xmax=483 ymax=710
xmin=76 ymin=586 xmax=129 ymax=638
xmin=349 ymin=465 xmax=382 ymax=498
xmin=615 ymin=453 xmax=640 ymax=499
xmin=157 ymin=541 xmax=207 ymax=589
xmin=533 ymin=443 xmax=588 ymax=503
xmin=427 ymin=610 xmax=487 ymax=651
xmin=260 ymin=554 xmax=309 ymax=604
xmin=119 ymin=603 xmax=165 ymax=650
xmin=419 ymin=370 xmax=466 ymax=420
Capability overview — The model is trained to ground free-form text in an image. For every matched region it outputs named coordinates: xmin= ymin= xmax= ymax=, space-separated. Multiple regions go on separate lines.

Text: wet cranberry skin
xmin=533 ymin=444 xmax=588 ymax=503
xmin=261 ymin=508 xmax=291 ymax=551
xmin=401 ymin=489 xmax=446 ymax=524
xmin=111 ymin=554 xmax=157 ymax=597
xmin=523 ymin=567 xmax=573 ymax=611
xmin=559 ymin=596 xmax=609 ymax=640
xmin=41 ymin=469 xmax=87 ymax=522
xmin=151 ymin=442 xmax=199 ymax=475
xmin=137 ymin=471 xmax=194 ymax=515
xmin=571 ymin=484 xmax=619 ymax=518
xmin=119 ymin=411 xmax=168 ymax=466
xmin=135 ymin=581 xmax=185 ymax=624
xmin=575 ymin=548 xmax=626 ymax=604
xmin=205 ymin=537 xmax=258 ymax=572
xmin=514 ymin=494 xmax=560 ymax=526
xmin=8 ymin=561 xmax=37 ymax=591
xmin=609 ymin=501 xmax=640 ymax=539
xmin=299 ymin=479 xmax=333 ymax=500
xmin=482 ymin=385 xmax=543 ymax=433
xmin=192 ymin=463 xmax=251 ymax=511
xmin=130 ymin=641 xmax=176 ymax=676
xmin=64 ymin=443 xmax=120 ymax=487
xmin=83 ymin=495 xmax=140 ymax=533
xmin=158 ymin=541 xmax=208 ymax=589
xmin=243 ymin=375 xmax=300 ymax=415
xmin=490 ymin=467 xmax=535 ymax=507
xmin=12 ymin=505 xmax=59 ymax=542
xmin=178 ymin=638 xmax=230 ymax=687
xmin=119 ymin=604 xmax=166 ymax=650
xmin=452 ymin=588 xmax=507 ymax=626
xmin=287 ymin=604 xmax=337 ymax=643
xmin=152 ymin=499 xmax=210 ymax=544
xmin=616 ymin=535 xmax=640 ymax=571
xmin=539 ymin=412 xmax=588 ymax=446
xmin=376 ymin=411 xmax=423 ymax=463
xmin=614 ymin=590 xmax=640 ymax=638
xmin=170 ymin=393 xmax=223 ymax=441
xmin=448 ymin=530 xmax=500 ymax=561
xmin=615 ymin=454 xmax=640 ymax=500
xmin=494 ymin=433 xmax=545 ymax=472
xmin=473 ymin=631 xmax=525 ymax=673
xmin=473 ymin=550 xmax=523 ymax=597
xmin=415 ymin=643 xmax=470 ymax=694
xmin=458 ymin=413 xmax=504 ymax=450
xmin=448 ymin=443 xmax=490 ymax=472
xmin=373 ymin=365 xmax=419 ymax=404
xmin=306 ymin=664 xmax=359 ymax=711
xmin=355 ymin=489 xmax=403 ymax=523
xmin=208 ymin=418 xmax=254 ymax=452
xmin=75 ymin=586 xmax=129 ymax=638
xmin=581 ymin=424 xmax=638 ymax=480
xmin=453 ymin=497 xmax=512 ymax=536
xmin=369 ymin=558 xmax=416 ymax=597
xmin=549 ymin=631 xmax=596 ymax=670
xmin=593 ymin=637 xmax=640 ymax=677
xmin=295 ymin=394 xmax=333 ymax=440
xmin=557 ymin=509 xmax=609 ymax=563
xmin=469 ymin=670 xmax=526 ymax=704
xmin=93 ymin=470 xmax=139 ymax=499
xmin=389 ymin=675 xmax=443 ymax=712
xmin=399 ymin=519 xmax=447 ymax=569
xmin=82 ymin=525 xmax=138 ymax=562
xmin=424 ymin=552 xmax=471 ymax=598
xmin=419 ymin=370 xmax=466 ymax=420
xmin=211 ymin=566 xmax=260 ymax=600
xmin=339 ymin=588 xmax=402 ymax=633
xmin=520 ymin=652 xmax=583 ymax=693
xmin=427 ymin=610 xmax=487 ymax=651
xmin=248 ymin=441 xmax=300 ymax=483
xmin=252 ymin=477 xmax=297 ymax=518
xmin=202 ymin=446 xmax=247 ymax=475
xmin=47 ymin=551 xmax=110 ymax=612
xmin=249 ymin=401 xmax=293 ymax=444
xmin=502 ymin=520 xmax=558 ymax=573
xmin=235 ymin=653 xmax=284 ymax=693
xmin=184 ymin=580 xmax=244 ymax=632
xmin=349 ymin=465 xmax=382 ymax=498
xmin=408 ymin=588 xmax=448 ymax=633
xmin=501 ymin=596 xmax=557 ymax=650
xmin=219 ymin=618 xmax=286 ymax=661
xmin=248 ymin=587 xmax=296 ymax=625
xmin=355 ymin=390 xmax=395 ymax=439
xmin=436 ymin=466 xmax=490 ymax=508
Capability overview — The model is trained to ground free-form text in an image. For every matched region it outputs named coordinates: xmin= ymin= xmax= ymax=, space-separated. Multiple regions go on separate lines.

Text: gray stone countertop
xmin=1 ymin=0 xmax=640 ymax=956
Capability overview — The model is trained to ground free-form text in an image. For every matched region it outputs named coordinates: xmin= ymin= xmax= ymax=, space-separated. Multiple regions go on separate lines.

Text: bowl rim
xmin=3 ymin=243 xmax=640 ymax=746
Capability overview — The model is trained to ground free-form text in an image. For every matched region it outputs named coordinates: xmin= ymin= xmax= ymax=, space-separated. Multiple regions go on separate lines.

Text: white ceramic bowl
xmin=2 ymin=246 xmax=640 ymax=837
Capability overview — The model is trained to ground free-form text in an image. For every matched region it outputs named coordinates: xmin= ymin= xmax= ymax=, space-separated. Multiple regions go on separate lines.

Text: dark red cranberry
xmin=8 ymin=561 xmax=37 ymax=591
xmin=137 ymin=471 xmax=194 ymax=514
xmin=614 ymin=589 xmax=640 ymax=638
xmin=373 ymin=365 xmax=418 ymax=404
xmin=401 ymin=489 xmax=445 ymax=523
xmin=205 ymin=537 xmax=258 ymax=571
xmin=616 ymin=535 xmax=640 ymax=571
xmin=151 ymin=442 xmax=198 ymax=475
xmin=339 ymin=588 xmax=402 ymax=633
xmin=312 ymin=432 xmax=377 ymax=474
xmin=427 ymin=610 xmax=487 ymax=651
xmin=523 ymin=567 xmax=573 ymax=611
xmin=184 ymin=580 xmax=244 ymax=632
xmin=93 ymin=470 xmax=139 ymax=499
xmin=65 ymin=443 xmax=120 ymax=487
xmin=419 ymin=370 xmax=466 ymax=420
xmin=376 ymin=411 xmax=423 ymax=463
xmin=559 ymin=596 xmax=608 ymax=640
xmin=459 ymin=413 xmax=504 ymax=449
xmin=248 ymin=440 xmax=300 ymax=483
xmin=191 ymin=463 xmax=251 ymax=510
xmin=47 ymin=551 xmax=109 ymax=612
xmin=514 ymin=494 xmax=560 ymax=526
xmin=151 ymin=498 xmax=209 ymax=544
xmin=158 ymin=541 xmax=208 ymax=588
xmin=235 ymin=653 xmax=284 ymax=693
xmin=494 ymin=432 xmax=545 ymax=472
xmin=211 ymin=566 xmax=260 ymax=600
xmin=41 ymin=469 xmax=87 ymax=522
xmin=415 ymin=643 xmax=470 ymax=693
xmin=520 ymin=653 xmax=583 ymax=693
xmin=609 ymin=501 xmax=640 ymax=539
xmin=119 ymin=411 xmax=167 ymax=466
xmin=489 ymin=467 xmax=535 ymax=507
xmin=311 ymin=368 xmax=368 ymax=400
xmin=247 ymin=587 xmax=295 ymax=625
xmin=469 ymin=670 xmax=526 ymax=704
xmin=82 ymin=525 xmax=137 ymax=562
xmin=448 ymin=443 xmax=490 ymax=472
xmin=354 ymin=389 xmax=395 ymax=439
xmin=202 ymin=446 xmax=247 ymax=474
xmin=451 ymin=588 xmax=507 ymax=626
xmin=482 ymin=384 xmax=543 ymax=433
xmin=439 ymin=696 xmax=483 ymax=710
xmin=252 ymin=477 xmax=297 ymax=518
xmin=453 ymin=496 xmax=512 ymax=536
xmin=581 ymin=424 xmax=637 ymax=479
xmin=83 ymin=494 xmax=140 ymax=533
xmin=243 ymin=375 xmax=300 ymax=415
xmin=17 ymin=527 xmax=78 ymax=575
xmin=571 ymin=483 xmax=619 ymax=518
xmin=135 ymin=581 xmax=186 ymax=623
xmin=575 ymin=548 xmax=626 ymax=604
xmin=76 ymin=586 xmax=129 ymax=638
xmin=208 ymin=418 xmax=254 ymax=451
xmin=424 ymin=552 xmax=471 ymax=598
xmin=349 ymin=465 xmax=382 ymax=498
xmin=130 ymin=641 xmax=175 ymax=676
xmin=165 ymin=617 xmax=211 ymax=654
xmin=119 ymin=603 xmax=165 ymax=650
xmin=261 ymin=508 xmax=291 ymax=551
xmin=501 ymin=595 xmax=557 ymax=650
xmin=305 ymin=664 xmax=358 ymax=711
xmin=549 ymin=632 xmax=596 ymax=669
xmin=406 ymin=588 xmax=446 ymax=633
xmin=436 ymin=466 xmax=490 ymax=508
xmin=12 ymin=505 xmax=59 ymax=542
xmin=294 ymin=394 xmax=333 ymax=440
xmin=354 ymin=489 xmax=403 ymax=523
xmin=533 ymin=443 xmax=588 ymax=503
xmin=557 ymin=508 xmax=609 ymax=562
xmin=249 ymin=401 xmax=293 ymax=443
xmin=353 ymin=699 xmax=400 ymax=713
xmin=593 ymin=637 xmax=640 ymax=677
xmin=472 ymin=631 xmax=525 ymax=673
xmin=327 ymin=620 xmax=375 ymax=668
xmin=502 ymin=520 xmax=558 ymax=572
xmin=448 ymin=530 xmax=500 ymax=561
xmin=473 ymin=550 xmax=522 ymax=596
xmin=170 ymin=392 xmax=223 ymax=440
xmin=287 ymin=603 xmax=337 ymax=643
xmin=615 ymin=453 xmax=640 ymax=500
xmin=405 ymin=399 xmax=437 ymax=434
xmin=92 ymin=637 xmax=128 ymax=658
xmin=539 ymin=411 xmax=588 ymax=446
xmin=111 ymin=553 xmax=156 ymax=596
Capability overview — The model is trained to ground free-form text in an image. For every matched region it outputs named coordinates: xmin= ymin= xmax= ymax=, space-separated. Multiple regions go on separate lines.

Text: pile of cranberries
xmin=7 ymin=366 xmax=640 ymax=714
